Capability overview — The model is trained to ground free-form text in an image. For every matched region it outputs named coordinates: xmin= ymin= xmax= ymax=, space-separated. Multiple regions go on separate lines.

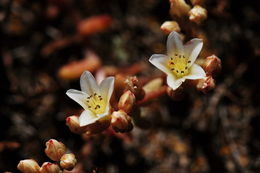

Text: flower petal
xmin=185 ymin=64 xmax=206 ymax=80
xmin=66 ymin=89 xmax=88 ymax=110
xmin=99 ymin=76 xmax=115 ymax=104
xmin=166 ymin=74 xmax=185 ymax=90
xmin=79 ymin=110 xmax=98 ymax=126
xmin=149 ymin=54 xmax=171 ymax=74
xmin=80 ymin=71 xmax=99 ymax=95
xmin=167 ymin=31 xmax=184 ymax=55
xmin=184 ymin=38 xmax=203 ymax=66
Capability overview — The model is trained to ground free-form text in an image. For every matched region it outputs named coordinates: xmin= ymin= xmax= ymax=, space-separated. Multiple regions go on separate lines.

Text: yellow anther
xmin=168 ymin=53 xmax=190 ymax=78
xmin=85 ymin=93 xmax=106 ymax=114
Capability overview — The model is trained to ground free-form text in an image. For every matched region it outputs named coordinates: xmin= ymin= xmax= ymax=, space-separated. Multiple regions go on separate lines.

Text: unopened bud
xmin=45 ymin=139 xmax=66 ymax=161
xmin=169 ymin=0 xmax=191 ymax=17
xmin=203 ymin=55 xmax=221 ymax=75
xmin=160 ymin=21 xmax=180 ymax=34
xmin=118 ymin=90 xmax=136 ymax=114
xmin=66 ymin=115 xmax=86 ymax=134
xmin=111 ymin=110 xmax=133 ymax=133
xmin=189 ymin=5 xmax=207 ymax=24
xmin=17 ymin=159 xmax=40 ymax=173
xmin=125 ymin=76 xmax=144 ymax=100
xmin=40 ymin=162 xmax=61 ymax=173
xmin=60 ymin=153 xmax=77 ymax=171
xmin=196 ymin=75 xmax=215 ymax=93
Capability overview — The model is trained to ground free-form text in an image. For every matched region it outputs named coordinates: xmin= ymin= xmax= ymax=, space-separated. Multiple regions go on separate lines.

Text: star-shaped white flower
xmin=149 ymin=31 xmax=206 ymax=90
xmin=66 ymin=71 xmax=114 ymax=127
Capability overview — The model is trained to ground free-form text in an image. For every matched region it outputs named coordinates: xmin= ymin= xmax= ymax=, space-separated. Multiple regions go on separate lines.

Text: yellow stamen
xmin=85 ymin=93 xmax=106 ymax=114
xmin=168 ymin=53 xmax=190 ymax=78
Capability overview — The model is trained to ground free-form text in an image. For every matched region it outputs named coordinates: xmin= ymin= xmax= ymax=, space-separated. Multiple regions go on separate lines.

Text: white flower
xmin=66 ymin=71 xmax=114 ymax=127
xmin=149 ymin=31 xmax=206 ymax=90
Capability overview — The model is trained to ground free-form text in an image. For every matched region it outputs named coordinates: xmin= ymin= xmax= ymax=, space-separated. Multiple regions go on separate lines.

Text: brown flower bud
xmin=203 ymin=55 xmax=222 ymax=75
xmin=169 ymin=0 xmax=191 ymax=17
xmin=196 ymin=75 xmax=215 ymax=93
xmin=66 ymin=115 xmax=86 ymax=134
xmin=125 ymin=76 xmax=144 ymax=100
xmin=60 ymin=153 xmax=77 ymax=171
xmin=111 ymin=110 xmax=133 ymax=133
xmin=17 ymin=159 xmax=40 ymax=173
xmin=118 ymin=90 xmax=136 ymax=114
xmin=45 ymin=139 xmax=66 ymax=161
xmin=189 ymin=5 xmax=207 ymax=24
xmin=160 ymin=21 xmax=181 ymax=34
xmin=40 ymin=162 xmax=61 ymax=173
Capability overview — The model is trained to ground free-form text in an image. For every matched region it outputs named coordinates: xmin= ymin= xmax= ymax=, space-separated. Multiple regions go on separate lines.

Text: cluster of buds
xmin=169 ymin=0 xmax=207 ymax=24
xmin=111 ymin=89 xmax=136 ymax=133
xmin=195 ymin=55 xmax=221 ymax=93
xmin=17 ymin=139 xmax=77 ymax=173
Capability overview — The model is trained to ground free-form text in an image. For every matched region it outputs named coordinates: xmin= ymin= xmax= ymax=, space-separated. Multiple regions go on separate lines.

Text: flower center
xmin=168 ymin=53 xmax=191 ymax=78
xmin=85 ymin=93 xmax=106 ymax=115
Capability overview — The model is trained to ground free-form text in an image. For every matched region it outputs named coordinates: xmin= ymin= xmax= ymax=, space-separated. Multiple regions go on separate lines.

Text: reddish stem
xmin=137 ymin=85 xmax=168 ymax=106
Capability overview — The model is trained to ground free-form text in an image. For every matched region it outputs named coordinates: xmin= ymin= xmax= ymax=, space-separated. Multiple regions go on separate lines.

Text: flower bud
xmin=203 ymin=55 xmax=221 ymax=75
xmin=169 ymin=0 xmax=191 ymax=17
xmin=40 ymin=162 xmax=61 ymax=173
xmin=189 ymin=5 xmax=207 ymax=24
xmin=17 ymin=159 xmax=40 ymax=173
xmin=111 ymin=110 xmax=133 ymax=133
xmin=66 ymin=115 xmax=86 ymax=134
xmin=125 ymin=76 xmax=144 ymax=100
xmin=118 ymin=90 xmax=136 ymax=114
xmin=60 ymin=153 xmax=77 ymax=171
xmin=196 ymin=75 xmax=215 ymax=93
xmin=45 ymin=139 xmax=66 ymax=161
xmin=160 ymin=21 xmax=180 ymax=34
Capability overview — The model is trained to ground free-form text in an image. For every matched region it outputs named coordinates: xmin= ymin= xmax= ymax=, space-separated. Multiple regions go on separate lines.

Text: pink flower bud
xmin=118 ymin=90 xmax=136 ymax=114
xmin=40 ymin=162 xmax=61 ymax=173
xmin=45 ymin=139 xmax=66 ymax=161
xmin=189 ymin=5 xmax=207 ymax=24
xmin=203 ymin=55 xmax=222 ymax=76
xmin=17 ymin=159 xmax=40 ymax=173
xmin=111 ymin=110 xmax=133 ymax=133
xmin=160 ymin=21 xmax=181 ymax=34
xmin=66 ymin=115 xmax=86 ymax=134
xmin=196 ymin=75 xmax=215 ymax=93
xmin=60 ymin=153 xmax=77 ymax=171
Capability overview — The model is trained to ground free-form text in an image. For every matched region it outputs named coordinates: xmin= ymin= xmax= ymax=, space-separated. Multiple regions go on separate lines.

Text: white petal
xmin=80 ymin=71 xmax=99 ymax=95
xmin=79 ymin=110 xmax=98 ymax=126
xmin=185 ymin=64 xmax=206 ymax=80
xmin=166 ymin=74 xmax=185 ymax=90
xmin=99 ymin=76 xmax=115 ymax=104
xmin=184 ymin=38 xmax=203 ymax=66
xmin=66 ymin=89 xmax=88 ymax=110
xmin=167 ymin=31 xmax=184 ymax=55
xmin=149 ymin=54 xmax=171 ymax=74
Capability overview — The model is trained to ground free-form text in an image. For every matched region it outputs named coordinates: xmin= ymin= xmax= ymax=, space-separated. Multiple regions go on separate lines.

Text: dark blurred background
xmin=0 ymin=0 xmax=260 ymax=172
